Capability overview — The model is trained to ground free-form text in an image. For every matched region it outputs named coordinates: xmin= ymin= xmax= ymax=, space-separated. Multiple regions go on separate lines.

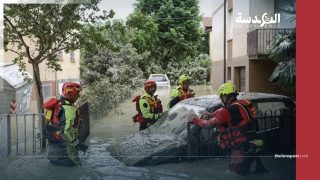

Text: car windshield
xmin=149 ymin=103 xmax=205 ymax=136
xmin=149 ymin=75 xmax=168 ymax=82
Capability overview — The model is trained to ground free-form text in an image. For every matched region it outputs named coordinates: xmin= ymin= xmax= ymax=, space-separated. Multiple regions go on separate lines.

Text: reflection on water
xmin=0 ymin=86 xmax=295 ymax=179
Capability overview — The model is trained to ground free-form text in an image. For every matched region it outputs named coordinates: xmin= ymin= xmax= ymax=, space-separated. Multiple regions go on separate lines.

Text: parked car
xmin=109 ymin=93 xmax=296 ymax=166
xmin=148 ymin=74 xmax=170 ymax=88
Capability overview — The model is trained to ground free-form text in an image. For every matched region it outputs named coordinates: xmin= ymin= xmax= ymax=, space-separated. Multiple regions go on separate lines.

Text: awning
xmin=0 ymin=63 xmax=33 ymax=89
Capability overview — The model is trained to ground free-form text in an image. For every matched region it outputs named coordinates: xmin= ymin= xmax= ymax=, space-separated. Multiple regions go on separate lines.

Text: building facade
xmin=210 ymin=0 xmax=295 ymax=94
xmin=3 ymin=49 xmax=81 ymax=101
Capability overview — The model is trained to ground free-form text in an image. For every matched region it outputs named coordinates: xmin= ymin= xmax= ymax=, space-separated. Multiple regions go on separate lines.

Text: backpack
xmin=43 ymin=98 xmax=63 ymax=142
xmin=132 ymin=95 xmax=145 ymax=123
xmin=131 ymin=95 xmax=163 ymax=123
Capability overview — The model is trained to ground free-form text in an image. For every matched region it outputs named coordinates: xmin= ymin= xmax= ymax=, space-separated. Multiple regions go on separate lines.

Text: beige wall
xmin=211 ymin=6 xmax=224 ymax=61
xmin=249 ymin=0 xmax=275 ymax=31
xmin=41 ymin=50 xmax=81 ymax=81
xmin=4 ymin=49 xmax=80 ymax=82
xmin=210 ymin=0 xmax=251 ymax=91
xmin=211 ymin=60 xmax=225 ymax=90
xmin=232 ymin=0 xmax=250 ymax=58
xmin=4 ymin=46 xmax=80 ymax=100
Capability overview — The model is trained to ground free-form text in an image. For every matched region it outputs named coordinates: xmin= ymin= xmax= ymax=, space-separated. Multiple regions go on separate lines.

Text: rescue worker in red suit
xmin=189 ymin=82 xmax=268 ymax=175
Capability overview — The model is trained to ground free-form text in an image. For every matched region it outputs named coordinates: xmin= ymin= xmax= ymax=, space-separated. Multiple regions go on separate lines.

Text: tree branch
xmin=5 ymin=48 xmax=21 ymax=56
xmin=39 ymin=47 xmax=68 ymax=63
xmin=4 ymin=15 xmax=34 ymax=63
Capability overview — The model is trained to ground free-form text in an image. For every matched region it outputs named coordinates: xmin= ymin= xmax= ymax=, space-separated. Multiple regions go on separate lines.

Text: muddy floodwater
xmin=0 ymin=85 xmax=295 ymax=180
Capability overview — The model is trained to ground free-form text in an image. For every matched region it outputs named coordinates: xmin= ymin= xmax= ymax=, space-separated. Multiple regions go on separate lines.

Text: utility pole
xmin=223 ymin=0 xmax=226 ymax=83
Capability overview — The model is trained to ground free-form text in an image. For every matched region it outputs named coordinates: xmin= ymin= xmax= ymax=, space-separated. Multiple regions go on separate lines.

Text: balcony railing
xmin=247 ymin=28 xmax=294 ymax=59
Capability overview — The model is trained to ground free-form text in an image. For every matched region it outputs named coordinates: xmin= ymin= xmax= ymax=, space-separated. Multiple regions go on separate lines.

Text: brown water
xmin=0 ymin=85 xmax=295 ymax=180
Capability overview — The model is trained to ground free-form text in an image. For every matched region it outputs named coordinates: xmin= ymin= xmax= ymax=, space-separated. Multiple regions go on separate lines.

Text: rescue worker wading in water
xmin=188 ymin=82 xmax=268 ymax=175
xmin=132 ymin=80 xmax=163 ymax=131
xmin=45 ymin=82 xmax=88 ymax=166
xmin=168 ymin=74 xmax=195 ymax=108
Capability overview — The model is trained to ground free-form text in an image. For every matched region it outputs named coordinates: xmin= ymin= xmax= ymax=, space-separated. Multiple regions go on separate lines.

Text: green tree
xmin=80 ymin=44 xmax=144 ymax=116
xmin=166 ymin=54 xmax=211 ymax=85
xmin=133 ymin=0 xmax=204 ymax=69
xmin=80 ymin=21 xmax=144 ymax=116
xmin=134 ymin=0 xmax=163 ymax=14
xmin=126 ymin=11 xmax=161 ymax=77
xmin=268 ymin=2 xmax=296 ymax=97
xmin=81 ymin=20 xmax=130 ymax=54
xmin=3 ymin=1 xmax=114 ymax=114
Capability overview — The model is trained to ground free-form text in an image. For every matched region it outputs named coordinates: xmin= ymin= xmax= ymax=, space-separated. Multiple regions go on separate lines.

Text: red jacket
xmin=193 ymin=100 xmax=255 ymax=128
xmin=193 ymin=100 xmax=256 ymax=149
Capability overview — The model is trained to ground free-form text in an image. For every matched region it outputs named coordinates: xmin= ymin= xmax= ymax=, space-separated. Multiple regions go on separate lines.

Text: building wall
xmin=4 ymin=50 xmax=80 ymax=81
xmin=212 ymin=60 xmax=224 ymax=90
xmin=209 ymin=0 xmax=294 ymax=94
xmin=249 ymin=59 xmax=284 ymax=94
xmin=39 ymin=50 xmax=81 ymax=82
xmin=210 ymin=0 xmax=225 ymax=90
xmin=249 ymin=0 xmax=275 ymax=31
xmin=211 ymin=0 xmax=224 ymax=62
xmin=4 ymin=47 xmax=80 ymax=99
xmin=211 ymin=0 xmax=251 ymax=90
xmin=232 ymin=0 xmax=250 ymax=58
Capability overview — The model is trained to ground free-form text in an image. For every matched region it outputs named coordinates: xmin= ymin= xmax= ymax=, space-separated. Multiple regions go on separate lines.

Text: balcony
xmin=247 ymin=28 xmax=294 ymax=59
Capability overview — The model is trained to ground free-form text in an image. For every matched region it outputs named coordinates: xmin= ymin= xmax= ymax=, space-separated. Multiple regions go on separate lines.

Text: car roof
xmin=181 ymin=95 xmax=220 ymax=108
xmin=149 ymin=74 xmax=167 ymax=76
xmin=181 ymin=92 xmax=292 ymax=108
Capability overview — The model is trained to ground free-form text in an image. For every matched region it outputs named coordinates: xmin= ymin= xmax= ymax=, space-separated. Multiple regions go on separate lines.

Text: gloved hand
xmin=187 ymin=111 xmax=198 ymax=123
xmin=201 ymin=113 xmax=210 ymax=120
xmin=188 ymin=92 xmax=195 ymax=98
xmin=76 ymin=142 xmax=88 ymax=153
xmin=179 ymin=93 xmax=195 ymax=100
xmin=132 ymin=114 xmax=138 ymax=123
xmin=200 ymin=111 xmax=213 ymax=120
xmin=179 ymin=94 xmax=186 ymax=100
xmin=179 ymin=94 xmax=192 ymax=100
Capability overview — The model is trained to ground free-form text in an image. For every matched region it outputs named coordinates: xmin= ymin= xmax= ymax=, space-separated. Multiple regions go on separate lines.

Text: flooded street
xmin=0 ymin=85 xmax=295 ymax=180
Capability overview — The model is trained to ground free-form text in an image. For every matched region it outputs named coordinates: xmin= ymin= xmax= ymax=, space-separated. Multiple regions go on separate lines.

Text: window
xmin=42 ymin=84 xmax=52 ymax=100
xmin=70 ymin=51 xmax=75 ymax=63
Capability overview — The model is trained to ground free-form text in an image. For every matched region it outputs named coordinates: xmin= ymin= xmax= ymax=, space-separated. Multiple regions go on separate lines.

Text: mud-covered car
xmin=109 ymin=93 xmax=296 ymax=166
